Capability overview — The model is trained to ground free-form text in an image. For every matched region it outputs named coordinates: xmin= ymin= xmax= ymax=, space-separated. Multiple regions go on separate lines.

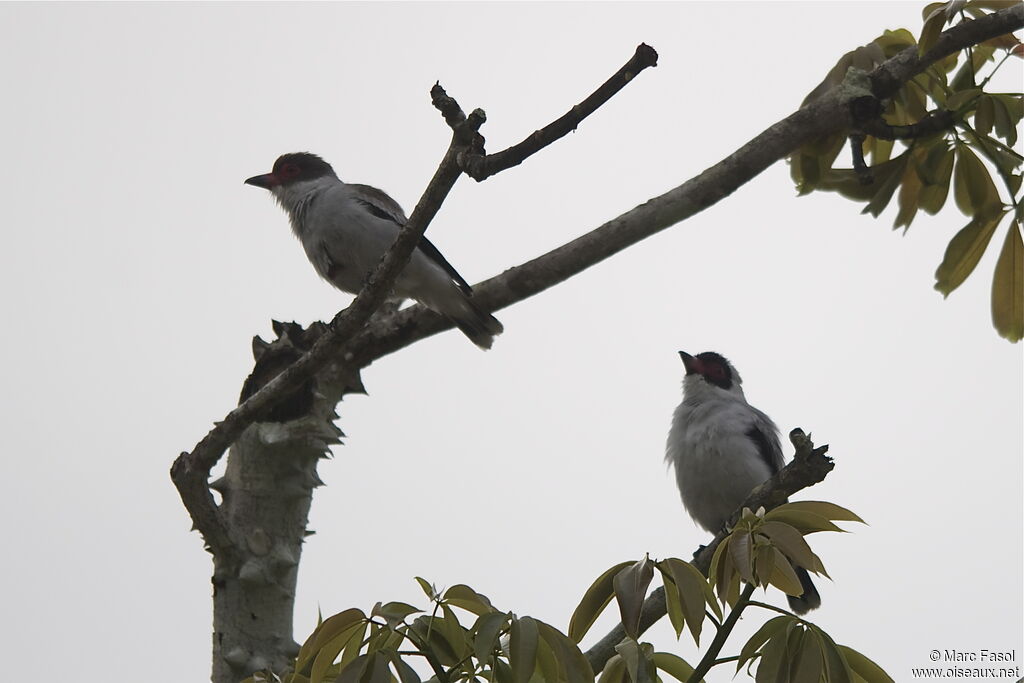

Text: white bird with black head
xmin=666 ymin=350 xmax=821 ymax=614
xmin=245 ymin=152 xmax=503 ymax=349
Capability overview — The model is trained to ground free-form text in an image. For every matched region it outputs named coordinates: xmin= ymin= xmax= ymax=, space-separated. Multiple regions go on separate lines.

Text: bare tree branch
xmin=460 ymin=43 xmax=659 ymax=181
xmin=583 ymin=429 xmax=835 ymax=672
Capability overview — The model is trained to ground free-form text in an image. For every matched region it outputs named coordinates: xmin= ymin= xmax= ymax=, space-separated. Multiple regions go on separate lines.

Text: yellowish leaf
xmin=935 ymin=212 xmax=1004 ymax=296
xmin=992 ymin=221 xmax=1024 ymax=342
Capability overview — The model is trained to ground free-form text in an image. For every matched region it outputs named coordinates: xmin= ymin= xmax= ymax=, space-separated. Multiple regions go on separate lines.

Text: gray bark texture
xmin=211 ymin=323 xmax=360 ymax=681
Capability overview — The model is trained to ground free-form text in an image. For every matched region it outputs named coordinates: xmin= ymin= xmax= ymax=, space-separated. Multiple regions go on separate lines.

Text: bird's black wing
xmin=350 ymin=184 xmax=473 ymax=296
xmin=745 ymin=422 xmax=784 ymax=475
xmin=414 ymin=237 xmax=473 ymax=295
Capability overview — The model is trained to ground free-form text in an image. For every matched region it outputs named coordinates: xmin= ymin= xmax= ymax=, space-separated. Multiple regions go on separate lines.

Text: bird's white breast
xmin=666 ymin=399 xmax=775 ymax=533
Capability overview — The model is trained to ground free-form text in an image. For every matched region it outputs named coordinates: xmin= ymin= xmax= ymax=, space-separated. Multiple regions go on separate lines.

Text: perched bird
xmin=665 ymin=350 xmax=820 ymax=614
xmin=245 ymin=152 xmax=503 ymax=349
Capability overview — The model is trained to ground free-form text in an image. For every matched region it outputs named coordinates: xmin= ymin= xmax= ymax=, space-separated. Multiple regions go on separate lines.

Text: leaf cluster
xmin=566 ymin=502 xmax=887 ymax=683
xmin=737 ymin=618 xmax=891 ymax=683
xmin=790 ymin=0 xmax=1023 ymax=341
xmin=243 ymin=580 xmax=593 ymax=683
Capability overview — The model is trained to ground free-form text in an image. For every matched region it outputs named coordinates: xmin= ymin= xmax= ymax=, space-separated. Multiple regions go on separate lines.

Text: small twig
xmin=747 ymin=600 xmax=796 ymax=618
xmin=849 ymin=132 xmax=872 ymax=185
xmin=460 ymin=43 xmax=659 ymax=181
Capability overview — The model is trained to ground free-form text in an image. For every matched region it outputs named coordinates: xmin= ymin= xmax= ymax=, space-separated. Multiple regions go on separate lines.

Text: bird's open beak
xmin=244 ymin=173 xmax=278 ymax=189
xmin=678 ymin=351 xmax=700 ymax=375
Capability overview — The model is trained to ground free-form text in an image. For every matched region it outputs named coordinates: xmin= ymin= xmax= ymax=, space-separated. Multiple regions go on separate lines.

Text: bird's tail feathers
xmin=448 ymin=296 xmax=503 ymax=350
xmin=786 ymin=567 xmax=822 ymax=615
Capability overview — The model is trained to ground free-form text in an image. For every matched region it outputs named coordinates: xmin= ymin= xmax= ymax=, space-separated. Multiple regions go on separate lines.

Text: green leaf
xmin=991 ymin=94 xmax=1022 ymax=147
xmin=758 ymin=521 xmax=824 ymax=574
xmin=614 ymin=638 xmax=641 ymax=683
xmin=791 ymin=134 xmax=846 ymax=194
xmin=864 ymin=153 xmax=909 ymax=217
xmin=919 ymin=143 xmax=955 ymax=215
xmin=659 ymin=558 xmax=712 ymax=644
xmin=612 ymin=556 xmax=655 ymax=640
xmin=410 ymin=616 xmax=458 ymax=667
xmin=992 ymin=221 xmax=1024 ymax=341
xmin=308 ymin=623 xmax=366 ymax=683
xmin=339 ymin=621 xmax=370 ymax=672
xmin=774 ymin=501 xmax=865 ymax=524
xmin=946 ymin=87 xmax=982 ymax=113
xmin=975 ymin=95 xmax=995 ymax=136
xmin=738 ymin=615 xmax=792 ymax=673
xmin=815 ymin=627 xmax=854 ymax=683
xmin=762 ymin=508 xmax=844 ymax=534
xmin=334 ymin=654 xmax=371 ymax=683
xmin=414 ymin=577 xmax=437 ymax=601
xmin=953 ymin=145 xmax=999 ymax=216
xmin=755 ymin=628 xmax=789 ymax=683
xmin=918 ymin=4 xmax=948 ymax=55
xmin=568 ymin=561 xmax=632 ymax=643
xmin=444 ymin=584 xmax=496 ymax=617
xmin=838 ymin=645 xmax=896 ymax=683
xmin=386 ymin=653 xmax=420 ymax=683
xmin=494 ymin=660 xmax=514 ymax=683
xmin=534 ymin=637 xmax=560 ymax=683
xmin=364 ymin=654 xmax=392 ymax=683
xmin=934 ymin=211 xmax=1004 ymax=297
xmin=869 ymin=136 xmax=894 ymax=165
xmin=438 ymin=604 xmax=470 ymax=661
xmin=297 ymin=609 xmax=367 ymax=676
xmin=657 ymin=565 xmax=686 ymax=640
xmin=768 ymin=548 xmax=804 ymax=597
xmin=650 ymin=652 xmax=698 ymax=683
xmin=792 ymin=629 xmax=824 ymax=683
xmin=511 ymin=616 xmax=539 ymax=683
xmin=537 ymin=621 xmax=594 ymax=683
xmin=895 ymin=151 xmax=923 ymax=229
xmin=816 ymin=153 xmax=909 ymax=203
xmin=371 ymin=602 xmax=422 ymax=629
xmin=598 ymin=655 xmax=627 ymax=683
xmin=729 ymin=531 xmax=755 ymax=584
xmin=473 ymin=612 xmax=511 ymax=664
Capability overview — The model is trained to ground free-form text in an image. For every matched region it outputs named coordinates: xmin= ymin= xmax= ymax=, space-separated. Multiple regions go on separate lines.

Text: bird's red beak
xmin=678 ymin=351 xmax=702 ymax=375
xmin=244 ymin=173 xmax=278 ymax=189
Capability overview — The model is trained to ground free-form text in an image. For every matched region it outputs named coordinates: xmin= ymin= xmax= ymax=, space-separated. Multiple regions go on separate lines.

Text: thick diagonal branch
xmin=348 ymin=5 xmax=1023 ymax=362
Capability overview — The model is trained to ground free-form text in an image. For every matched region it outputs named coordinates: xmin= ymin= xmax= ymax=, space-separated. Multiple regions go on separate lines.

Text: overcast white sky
xmin=0 ymin=2 xmax=1020 ymax=682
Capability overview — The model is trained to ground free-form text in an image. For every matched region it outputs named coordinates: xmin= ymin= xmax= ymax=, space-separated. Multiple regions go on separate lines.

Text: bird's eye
xmin=282 ymin=164 xmax=299 ymax=177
